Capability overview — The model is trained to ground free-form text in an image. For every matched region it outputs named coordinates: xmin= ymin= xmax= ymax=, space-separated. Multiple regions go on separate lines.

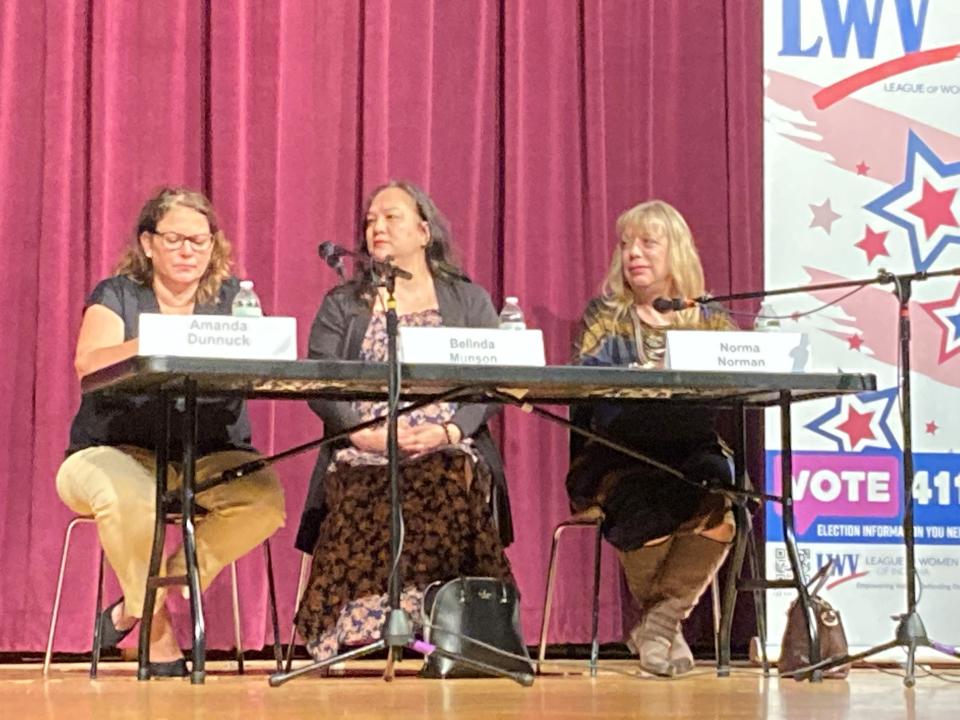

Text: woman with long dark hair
xmin=294 ymin=181 xmax=515 ymax=661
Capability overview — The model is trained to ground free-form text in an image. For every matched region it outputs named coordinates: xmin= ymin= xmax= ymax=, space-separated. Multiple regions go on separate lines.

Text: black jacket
xmin=293 ymin=276 xmax=513 ymax=553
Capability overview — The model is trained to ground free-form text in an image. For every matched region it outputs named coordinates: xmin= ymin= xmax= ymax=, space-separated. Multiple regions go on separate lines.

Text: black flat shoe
xmin=148 ymin=658 xmax=189 ymax=678
xmin=97 ymin=598 xmax=136 ymax=650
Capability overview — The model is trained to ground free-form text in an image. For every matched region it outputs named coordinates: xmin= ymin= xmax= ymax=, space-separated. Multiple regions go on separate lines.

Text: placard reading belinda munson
xmin=398 ymin=327 xmax=546 ymax=366
xmin=138 ymin=313 xmax=297 ymax=360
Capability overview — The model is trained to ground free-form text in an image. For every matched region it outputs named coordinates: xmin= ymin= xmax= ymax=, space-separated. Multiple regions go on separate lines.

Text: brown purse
xmin=778 ymin=559 xmax=850 ymax=679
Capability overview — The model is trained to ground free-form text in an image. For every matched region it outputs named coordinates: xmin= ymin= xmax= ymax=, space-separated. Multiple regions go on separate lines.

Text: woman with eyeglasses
xmin=293 ymin=180 xmax=515 ymax=663
xmin=55 ymin=186 xmax=285 ymax=677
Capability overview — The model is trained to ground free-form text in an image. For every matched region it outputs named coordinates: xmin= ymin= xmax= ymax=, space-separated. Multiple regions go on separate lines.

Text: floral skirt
xmin=295 ymin=448 xmax=514 ymax=660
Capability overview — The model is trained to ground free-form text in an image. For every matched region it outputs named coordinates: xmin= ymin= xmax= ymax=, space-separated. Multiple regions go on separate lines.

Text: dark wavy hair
xmin=351 ymin=180 xmax=463 ymax=300
xmin=115 ymin=186 xmax=232 ymax=305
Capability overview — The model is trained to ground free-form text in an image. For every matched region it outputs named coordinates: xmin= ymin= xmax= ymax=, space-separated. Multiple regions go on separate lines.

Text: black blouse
xmin=67 ymin=274 xmax=253 ymax=458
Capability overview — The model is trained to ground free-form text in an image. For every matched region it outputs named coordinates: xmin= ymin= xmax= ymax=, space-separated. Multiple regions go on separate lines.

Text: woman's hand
xmin=349 ymin=425 xmax=388 ymax=453
xmin=397 ymin=421 xmax=459 ymax=456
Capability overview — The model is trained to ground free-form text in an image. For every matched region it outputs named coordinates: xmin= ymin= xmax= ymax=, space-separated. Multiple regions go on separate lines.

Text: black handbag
xmin=419 ymin=577 xmax=533 ymax=679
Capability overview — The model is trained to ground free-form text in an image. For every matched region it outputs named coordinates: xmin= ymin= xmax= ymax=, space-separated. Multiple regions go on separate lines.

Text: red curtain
xmin=0 ymin=0 xmax=762 ymax=652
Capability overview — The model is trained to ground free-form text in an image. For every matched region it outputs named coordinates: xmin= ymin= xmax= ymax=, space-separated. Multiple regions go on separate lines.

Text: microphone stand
xmin=269 ymin=256 xmax=534 ymax=687
xmin=690 ymin=267 xmax=960 ymax=685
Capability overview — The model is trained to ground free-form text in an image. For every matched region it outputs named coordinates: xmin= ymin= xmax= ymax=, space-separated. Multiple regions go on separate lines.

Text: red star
xmin=790 ymin=311 xmax=801 ymax=323
xmin=847 ymin=334 xmax=864 ymax=350
xmin=926 ymin=421 xmax=939 ymax=435
xmin=854 ymin=226 xmax=889 ymax=264
xmin=906 ymin=180 xmax=958 ymax=238
xmin=837 ymin=407 xmax=876 ymax=449
xmin=856 ymin=161 xmax=870 ymax=176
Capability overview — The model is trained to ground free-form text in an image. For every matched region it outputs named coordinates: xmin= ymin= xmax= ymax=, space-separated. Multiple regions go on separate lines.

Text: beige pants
xmin=56 ymin=445 xmax=286 ymax=618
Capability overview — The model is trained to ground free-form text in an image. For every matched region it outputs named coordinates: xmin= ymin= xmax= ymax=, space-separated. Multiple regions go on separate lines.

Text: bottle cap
xmin=239 ymin=280 xmax=254 ymax=290
xmin=505 ymin=296 xmax=519 ymax=304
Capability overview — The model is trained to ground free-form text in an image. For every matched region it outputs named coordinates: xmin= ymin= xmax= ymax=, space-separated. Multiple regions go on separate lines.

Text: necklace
xmin=629 ymin=307 xmax=668 ymax=368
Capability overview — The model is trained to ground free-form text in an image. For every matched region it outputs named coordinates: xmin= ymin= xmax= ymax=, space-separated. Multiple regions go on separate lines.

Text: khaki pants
xmin=56 ymin=445 xmax=286 ymax=618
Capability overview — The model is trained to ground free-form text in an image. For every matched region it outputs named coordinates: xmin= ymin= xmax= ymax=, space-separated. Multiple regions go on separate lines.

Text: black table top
xmin=81 ymin=356 xmax=876 ymax=408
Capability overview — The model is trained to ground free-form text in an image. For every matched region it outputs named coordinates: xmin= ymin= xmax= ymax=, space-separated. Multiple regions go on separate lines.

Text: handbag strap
xmin=807 ymin=558 xmax=834 ymax=597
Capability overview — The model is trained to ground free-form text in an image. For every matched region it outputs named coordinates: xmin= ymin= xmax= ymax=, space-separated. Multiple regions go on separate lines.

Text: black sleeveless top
xmin=67 ymin=275 xmax=254 ymax=457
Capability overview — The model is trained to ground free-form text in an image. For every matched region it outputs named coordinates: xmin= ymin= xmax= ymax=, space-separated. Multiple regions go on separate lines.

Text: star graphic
xmin=847 ymin=334 xmax=864 ymax=350
xmin=864 ymin=131 xmax=960 ymax=271
xmin=806 ymin=387 xmax=899 ymax=453
xmin=856 ymin=161 xmax=870 ymax=176
xmin=920 ymin=282 xmax=960 ymax=364
xmin=926 ymin=421 xmax=939 ymax=435
xmin=837 ymin=407 xmax=877 ymax=448
xmin=809 ymin=199 xmax=841 ymax=234
xmin=906 ymin=180 xmax=958 ymax=239
xmin=854 ymin=226 xmax=889 ymax=264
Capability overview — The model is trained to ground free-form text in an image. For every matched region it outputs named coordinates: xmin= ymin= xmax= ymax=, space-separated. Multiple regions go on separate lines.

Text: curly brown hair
xmin=115 ymin=186 xmax=233 ymax=305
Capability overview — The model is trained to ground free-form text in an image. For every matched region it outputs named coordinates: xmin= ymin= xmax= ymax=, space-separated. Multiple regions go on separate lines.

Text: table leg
xmin=718 ymin=402 xmax=747 ymax=676
xmin=138 ymin=392 xmax=171 ymax=681
xmin=180 ymin=379 xmax=206 ymax=684
xmin=779 ymin=391 xmax=821 ymax=681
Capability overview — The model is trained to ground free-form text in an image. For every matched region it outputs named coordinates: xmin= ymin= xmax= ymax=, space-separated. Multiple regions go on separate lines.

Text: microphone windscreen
xmin=652 ymin=297 xmax=676 ymax=313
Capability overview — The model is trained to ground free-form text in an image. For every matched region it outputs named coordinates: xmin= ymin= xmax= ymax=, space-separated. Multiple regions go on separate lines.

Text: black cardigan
xmin=294 ymin=276 xmax=514 ymax=553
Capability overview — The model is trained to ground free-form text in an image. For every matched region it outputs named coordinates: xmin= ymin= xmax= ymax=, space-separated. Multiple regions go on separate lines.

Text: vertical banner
xmin=763 ymin=0 xmax=960 ymax=661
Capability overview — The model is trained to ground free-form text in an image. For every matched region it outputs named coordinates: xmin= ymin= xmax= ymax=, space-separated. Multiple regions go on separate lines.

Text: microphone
xmin=370 ymin=257 xmax=413 ymax=281
xmin=317 ymin=241 xmax=347 ymax=279
xmin=431 ymin=259 xmax=471 ymax=283
xmin=318 ymin=242 xmax=413 ymax=281
xmin=652 ymin=296 xmax=698 ymax=313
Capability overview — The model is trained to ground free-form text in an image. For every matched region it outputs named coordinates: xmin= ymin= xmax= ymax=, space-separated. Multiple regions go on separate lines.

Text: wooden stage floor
xmin=5 ymin=660 xmax=958 ymax=719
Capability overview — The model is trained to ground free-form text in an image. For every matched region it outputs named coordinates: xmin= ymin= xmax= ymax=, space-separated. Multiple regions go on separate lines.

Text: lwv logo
xmin=780 ymin=0 xmax=930 ymax=58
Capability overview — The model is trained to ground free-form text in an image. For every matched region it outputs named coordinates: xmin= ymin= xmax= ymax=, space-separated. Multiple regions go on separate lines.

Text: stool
xmin=536 ymin=507 xmax=729 ymax=676
xmin=537 ymin=506 xmax=605 ymax=676
xmin=43 ymin=514 xmax=282 ymax=677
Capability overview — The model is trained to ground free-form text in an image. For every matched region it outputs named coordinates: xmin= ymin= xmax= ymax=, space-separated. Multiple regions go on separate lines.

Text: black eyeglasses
xmin=153 ymin=231 xmax=214 ymax=251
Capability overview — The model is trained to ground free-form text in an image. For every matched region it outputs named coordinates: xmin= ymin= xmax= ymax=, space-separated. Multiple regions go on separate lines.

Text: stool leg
xmin=589 ymin=520 xmax=602 ymax=677
xmin=284 ymin=552 xmax=310 ymax=672
xmin=44 ymin=518 xmax=86 ymax=675
xmin=230 ymin=561 xmax=244 ymax=674
xmin=537 ymin=524 xmax=568 ymax=671
xmin=745 ymin=517 xmax=770 ymax=673
xmin=90 ymin=546 xmax=106 ymax=678
xmin=711 ymin=575 xmax=721 ymax=664
xmin=262 ymin=541 xmax=283 ymax=672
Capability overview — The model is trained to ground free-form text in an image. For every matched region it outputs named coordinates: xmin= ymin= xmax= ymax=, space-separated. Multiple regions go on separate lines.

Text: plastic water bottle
xmin=498 ymin=296 xmax=526 ymax=330
xmin=753 ymin=303 xmax=780 ymax=332
xmin=232 ymin=280 xmax=263 ymax=317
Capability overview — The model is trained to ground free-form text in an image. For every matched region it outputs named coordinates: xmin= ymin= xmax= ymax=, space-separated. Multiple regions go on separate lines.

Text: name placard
xmin=399 ymin=327 xmax=546 ymax=366
xmin=664 ymin=330 xmax=811 ymax=373
xmin=138 ymin=313 xmax=297 ymax=360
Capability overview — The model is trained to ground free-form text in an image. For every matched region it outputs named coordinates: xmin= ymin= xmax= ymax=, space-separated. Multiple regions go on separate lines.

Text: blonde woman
xmin=56 ymin=187 xmax=285 ymax=677
xmin=568 ymin=200 xmax=735 ymax=677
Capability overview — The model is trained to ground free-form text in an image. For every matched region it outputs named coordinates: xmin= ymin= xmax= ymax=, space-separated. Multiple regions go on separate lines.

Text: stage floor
xmin=5 ymin=660 xmax=957 ymax=719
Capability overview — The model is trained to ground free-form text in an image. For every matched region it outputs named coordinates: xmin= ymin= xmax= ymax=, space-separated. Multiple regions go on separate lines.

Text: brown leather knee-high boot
xmin=617 ymin=538 xmax=674 ymax=612
xmin=617 ymin=539 xmax=673 ymax=658
xmin=637 ymin=534 xmax=730 ymax=676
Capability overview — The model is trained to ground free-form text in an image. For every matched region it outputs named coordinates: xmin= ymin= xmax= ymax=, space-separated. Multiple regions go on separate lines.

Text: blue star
xmin=864 ymin=131 xmax=960 ymax=272
xmin=805 ymin=386 xmax=900 ymax=453
xmin=950 ymin=313 xmax=960 ymax=339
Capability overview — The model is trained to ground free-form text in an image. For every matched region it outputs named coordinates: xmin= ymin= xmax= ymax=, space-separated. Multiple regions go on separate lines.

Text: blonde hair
xmin=115 ymin=186 xmax=233 ymax=305
xmin=600 ymin=199 xmax=707 ymax=328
